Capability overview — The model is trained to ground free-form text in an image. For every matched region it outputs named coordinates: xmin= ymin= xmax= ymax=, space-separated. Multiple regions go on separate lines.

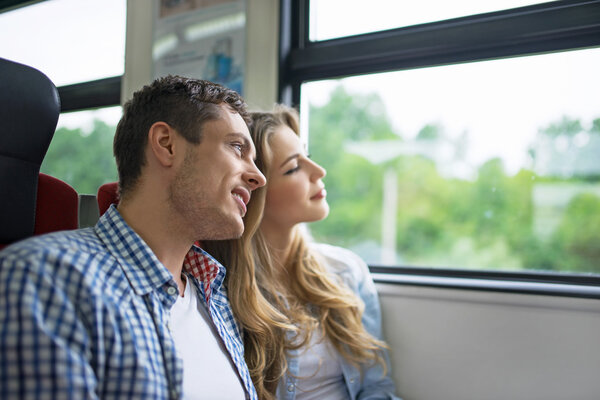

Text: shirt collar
xmin=95 ymin=204 xmax=173 ymax=296
xmin=183 ymin=243 xmax=227 ymax=306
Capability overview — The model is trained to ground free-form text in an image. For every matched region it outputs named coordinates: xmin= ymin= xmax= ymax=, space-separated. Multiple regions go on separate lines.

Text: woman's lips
xmin=310 ymin=188 xmax=327 ymax=200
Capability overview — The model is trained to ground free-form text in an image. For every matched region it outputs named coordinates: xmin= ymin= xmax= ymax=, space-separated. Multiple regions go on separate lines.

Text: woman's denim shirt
xmin=276 ymin=243 xmax=401 ymax=400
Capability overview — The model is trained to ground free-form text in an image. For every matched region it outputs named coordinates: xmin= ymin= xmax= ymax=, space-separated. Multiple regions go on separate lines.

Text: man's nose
xmin=245 ymin=163 xmax=266 ymax=190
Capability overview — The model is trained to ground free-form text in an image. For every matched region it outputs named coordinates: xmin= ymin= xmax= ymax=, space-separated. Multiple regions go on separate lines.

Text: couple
xmin=0 ymin=76 xmax=399 ymax=399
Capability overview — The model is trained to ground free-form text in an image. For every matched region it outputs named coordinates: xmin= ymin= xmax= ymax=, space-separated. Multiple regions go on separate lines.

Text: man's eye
xmin=232 ymin=143 xmax=243 ymax=154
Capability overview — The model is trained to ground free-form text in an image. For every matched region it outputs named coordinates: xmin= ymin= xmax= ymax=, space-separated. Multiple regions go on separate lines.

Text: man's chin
xmin=210 ymin=222 xmax=244 ymax=240
xmin=226 ymin=227 xmax=244 ymax=240
xmin=193 ymin=213 xmax=245 ymax=241
xmin=228 ymin=217 xmax=245 ymax=239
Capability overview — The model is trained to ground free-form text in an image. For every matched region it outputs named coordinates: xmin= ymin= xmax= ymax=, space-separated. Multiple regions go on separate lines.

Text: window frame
xmin=278 ymin=0 xmax=600 ymax=295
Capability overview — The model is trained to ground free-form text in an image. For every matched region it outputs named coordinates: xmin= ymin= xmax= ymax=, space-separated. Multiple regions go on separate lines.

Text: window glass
xmin=0 ymin=0 xmax=126 ymax=86
xmin=301 ymin=48 xmax=600 ymax=274
xmin=41 ymin=107 xmax=121 ymax=195
xmin=310 ymin=0 xmax=549 ymax=41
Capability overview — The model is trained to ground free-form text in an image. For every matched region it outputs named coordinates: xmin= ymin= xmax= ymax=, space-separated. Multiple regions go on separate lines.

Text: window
xmin=302 ymin=48 xmax=600 ymax=274
xmin=41 ymin=107 xmax=121 ymax=195
xmin=281 ymin=0 xmax=600 ymax=277
xmin=0 ymin=0 xmax=126 ymax=86
xmin=309 ymin=0 xmax=547 ymax=41
xmin=0 ymin=0 xmax=126 ymax=193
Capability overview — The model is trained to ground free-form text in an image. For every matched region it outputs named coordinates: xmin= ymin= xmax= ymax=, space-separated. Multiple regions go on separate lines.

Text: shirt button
xmin=350 ymin=378 xmax=355 ymax=383
xmin=166 ymin=286 xmax=177 ymax=296
xmin=287 ymin=384 xmax=294 ymax=392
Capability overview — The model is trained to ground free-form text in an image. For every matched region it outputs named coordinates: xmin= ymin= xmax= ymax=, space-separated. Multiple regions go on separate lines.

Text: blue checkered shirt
xmin=0 ymin=205 xmax=257 ymax=400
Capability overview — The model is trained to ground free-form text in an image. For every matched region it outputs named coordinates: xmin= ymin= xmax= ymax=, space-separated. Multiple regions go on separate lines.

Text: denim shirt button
xmin=349 ymin=378 xmax=355 ymax=384
xmin=287 ymin=384 xmax=294 ymax=392
xmin=166 ymin=286 xmax=177 ymax=296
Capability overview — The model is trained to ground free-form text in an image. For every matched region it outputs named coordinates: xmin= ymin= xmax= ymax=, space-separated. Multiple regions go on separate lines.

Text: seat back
xmin=97 ymin=181 xmax=119 ymax=216
xmin=35 ymin=173 xmax=79 ymax=234
xmin=0 ymin=58 xmax=78 ymax=248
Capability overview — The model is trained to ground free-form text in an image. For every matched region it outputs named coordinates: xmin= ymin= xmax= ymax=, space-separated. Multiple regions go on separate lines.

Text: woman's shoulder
xmin=310 ymin=242 xmax=359 ymax=260
xmin=310 ymin=242 xmax=370 ymax=279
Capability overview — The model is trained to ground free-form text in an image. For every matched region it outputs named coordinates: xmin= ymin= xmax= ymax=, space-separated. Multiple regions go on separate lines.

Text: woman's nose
xmin=310 ymin=158 xmax=326 ymax=180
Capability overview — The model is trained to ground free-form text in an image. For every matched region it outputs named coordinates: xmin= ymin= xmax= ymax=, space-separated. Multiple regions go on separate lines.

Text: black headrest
xmin=0 ymin=58 xmax=61 ymax=243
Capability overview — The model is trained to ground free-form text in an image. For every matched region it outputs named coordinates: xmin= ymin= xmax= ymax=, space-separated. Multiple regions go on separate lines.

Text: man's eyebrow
xmin=225 ymin=132 xmax=252 ymax=147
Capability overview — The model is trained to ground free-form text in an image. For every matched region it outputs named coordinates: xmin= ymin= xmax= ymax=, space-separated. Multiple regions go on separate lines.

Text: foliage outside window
xmin=303 ymin=48 xmax=600 ymax=274
xmin=41 ymin=108 xmax=121 ymax=195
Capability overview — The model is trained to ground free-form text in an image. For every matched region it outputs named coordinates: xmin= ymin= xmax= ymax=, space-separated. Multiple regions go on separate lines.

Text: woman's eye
xmin=284 ymin=166 xmax=300 ymax=175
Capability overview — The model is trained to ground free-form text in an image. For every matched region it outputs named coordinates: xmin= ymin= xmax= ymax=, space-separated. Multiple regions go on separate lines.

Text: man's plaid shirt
xmin=0 ymin=205 xmax=257 ymax=400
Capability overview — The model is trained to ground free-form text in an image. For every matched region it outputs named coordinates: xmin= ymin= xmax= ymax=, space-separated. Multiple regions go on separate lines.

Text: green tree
xmin=308 ymin=86 xmax=397 ymax=247
xmin=307 ymin=86 xmax=600 ymax=273
xmin=467 ymin=159 xmax=533 ymax=244
xmin=41 ymin=120 xmax=118 ymax=194
xmin=591 ymin=118 xmax=600 ymax=133
xmin=539 ymin=116 xmax=583 ymax=137
xmin=551 ymin=193 xmax=600 ymax=273
xmin=416 ymin=123 xmax=443 ymax=140
xmin=391 ymin=155 xmax=452 ymax=258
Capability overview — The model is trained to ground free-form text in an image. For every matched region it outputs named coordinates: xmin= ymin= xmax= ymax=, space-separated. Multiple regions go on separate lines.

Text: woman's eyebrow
xmin=280 ymin=153 xmax=300 ymax=168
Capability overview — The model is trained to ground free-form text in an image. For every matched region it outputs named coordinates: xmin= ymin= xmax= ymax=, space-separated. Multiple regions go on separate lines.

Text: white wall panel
xmin=376 ymin=283 xmax=600 ymax=400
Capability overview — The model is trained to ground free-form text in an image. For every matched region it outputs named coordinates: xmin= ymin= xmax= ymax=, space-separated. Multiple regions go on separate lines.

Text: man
xmin=0 ymin=76 xmax=265 ymax=399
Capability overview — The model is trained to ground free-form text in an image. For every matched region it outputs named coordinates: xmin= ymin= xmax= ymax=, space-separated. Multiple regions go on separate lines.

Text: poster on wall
xmin=153 ymin=0 xmax=246 ymax=94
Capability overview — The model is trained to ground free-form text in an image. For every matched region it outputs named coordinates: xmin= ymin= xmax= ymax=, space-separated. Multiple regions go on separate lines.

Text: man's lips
xmin=232 ymin=193 xmax=247 ymax=215
xmin=310 ymin=188 xmax=326 ymax=200
xmin=232 ymin=188 xmax=250 ymax=215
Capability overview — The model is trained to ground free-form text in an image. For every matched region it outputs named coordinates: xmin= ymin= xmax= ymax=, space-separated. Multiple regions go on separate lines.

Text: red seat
xmin=97 ymin=181 xmax=119 ymax=216
xmin=35 ymin=173 xmax=79 ymax=235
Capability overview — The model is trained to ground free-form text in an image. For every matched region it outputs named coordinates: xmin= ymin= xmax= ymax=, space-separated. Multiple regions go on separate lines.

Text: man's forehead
xmin=216 ymin=102 xmax=248 ymax=123
xmin=202 ymin=107 xmax=247 ymax=132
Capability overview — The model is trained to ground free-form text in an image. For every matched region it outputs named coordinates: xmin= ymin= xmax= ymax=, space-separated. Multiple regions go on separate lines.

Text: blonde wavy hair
xmin=203 ymin=104 xmax=387 ymax=400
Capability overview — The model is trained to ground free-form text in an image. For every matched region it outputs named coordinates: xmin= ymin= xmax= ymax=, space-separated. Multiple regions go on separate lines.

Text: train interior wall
xmin=377 ymin=283 xmax=600 ymax=400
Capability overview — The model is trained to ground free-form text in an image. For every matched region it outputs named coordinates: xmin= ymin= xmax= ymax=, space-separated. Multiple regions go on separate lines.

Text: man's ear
xmin=148 ymin=121 xmax=177 ymax=167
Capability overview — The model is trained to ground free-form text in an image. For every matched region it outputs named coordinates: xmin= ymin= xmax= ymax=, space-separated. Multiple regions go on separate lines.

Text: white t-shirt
xmin=169 ymin=280 xmax=246 ymax=400
xmin=294 ymin=328 xmax=350 ymax=400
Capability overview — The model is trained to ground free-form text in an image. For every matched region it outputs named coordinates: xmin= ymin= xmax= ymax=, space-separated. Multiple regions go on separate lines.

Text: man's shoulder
xmin=0 ymin=228 xmax=112 ymax=275
xmin=0 ymin=228 xmax=131 ymax=299
xmin=1 ymin=228 xmax=102 ymax=256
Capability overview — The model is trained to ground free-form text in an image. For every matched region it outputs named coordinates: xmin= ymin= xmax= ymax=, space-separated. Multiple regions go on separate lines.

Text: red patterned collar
xmin=183 ymin=242 xmax=222 ymax=304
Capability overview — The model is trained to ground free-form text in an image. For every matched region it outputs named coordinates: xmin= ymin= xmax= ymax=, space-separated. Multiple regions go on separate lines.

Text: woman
xmin=203 ymin=105 xmax=400 ymax=400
